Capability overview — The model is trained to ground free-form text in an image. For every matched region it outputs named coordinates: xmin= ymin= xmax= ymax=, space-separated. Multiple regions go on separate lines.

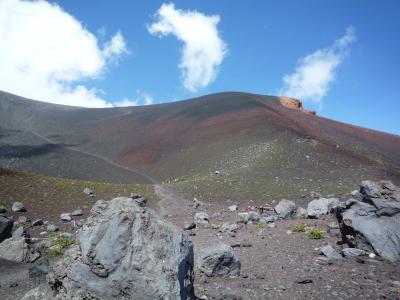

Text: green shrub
xmin=45 ymin=232 xmax=75 ymax=256
xmin=256 ymin=223 xmax=266 ymax=230
xmin=292 ymin=225 xmax=306 ymax=233
xmin=307 ymin=228 xmax=325 ymax=239
xmin=48 ymin=244 xmax=63 ymax=256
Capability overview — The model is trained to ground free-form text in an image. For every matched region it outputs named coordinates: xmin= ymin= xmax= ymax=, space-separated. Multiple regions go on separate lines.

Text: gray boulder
xmin=228 ymin=205 xmax=238 ymax=212
xmin=12 ymin=201 xmax=26 ymax=212
xmin=307 ymin=198 xmax=340 ymax=218
xmin=60 ymin=213 xmax=72 ymax=222
xmin=198 ymin=244 xmax=240 ymax=277
xmin=195 ymin=212 xmax=209 ymax=224
xmin=274 ymin=199 xmax=296 ymax=219
xmin=247 ymin=211 xmax=260 ymax=222
xmin=71 ymin=209 xmax=83 ymax=216
xmin=321 ymin=245 xmax=342 ymax=261
xmin=32 ymin=219 xmax=44 ymax=226
xmin=83 ymin=187 xmax=94 ymax=196
xmin=295 ymin=207 xmax=308 ymax=219
xmin=184 ymin=221 xmax=196 ymax=230
xmin=262 ymin=215 xmax=278 ymax=223
xmin=17 ymin=215 xmax=29 ymax=224
xmin=46 ymin=197 xmax=194 ymax=299
xmin=0 ymin=236 xmax=28 ymax=262
xmin=0 ymin=215 xmax=13 ymax=243
xmin=46 ymin=224 xmax=59 ymax=232
xmin=337 ymin=180 xmax=400 ymax=261
xmin=341 ymin=248 xmax=366 ymax=257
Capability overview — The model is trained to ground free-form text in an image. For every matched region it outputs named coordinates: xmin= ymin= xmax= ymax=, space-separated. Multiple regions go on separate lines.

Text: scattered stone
xmin=337 ymin=180 xmax=400 ymax=261
xmin=247 ymin=211 xmax=260 ymax=222
xmin=195 ymin=212 xmax=209 ymax=225
xmin=228 ymin=205 xmax=238 ymax=212
xmin=296 ymin=279 xmax=313 ymax=284
xmin=39 ymin=231 xmax=47 ymax=236
xmin=0 ymin=215 xmax=13 ymax=243
xmin=71 ymin=209 xmax=83 ymax=216
xmin=307 ymin=198 xmax=340 ymax=218
xmin=263 ymin=215 xmax=278 ymax=223
xmin=230 ymin=242 xmax=241 ymax=248
xmin=17 ymin=215 xmax=29 ymax=224
xmin=258 ymin=228 xmax=268 ymax=237
xmin=267 ymin=222 xmax=276 ymax=229
xmin=274 ymin=199 xmax=296 ymax=219
xmin=29 ymin=256 xmax=50 ymax=278
xmin=295 ymin=207 xmax=308 ymax=219
xmin=46 ymin=224 xmax=59 ymax=232
xmin=327 ymin=222 xmax=339 ymax=229
xmin=44 ymin=197 xmax=195 ymax=299
xmin=198 ymin=244 xmax=240 ymax=277
xmin=321 ymin=245 xmax=342 ymax=261
xmin=193 ymin=198 xmax=201 ymax=209
xmin=184 ymin=221 xmax=196 ymax=230
xmin=341 ymin=248 xmax=367 ymax=257
xmin=12 ymin=201 xmax=26 ymax=212
xmin=241 ymin=242 xmax=252 ymax=247
xmin=32 ymin=219 xmax=44 ymax=226
xmin=83 ymin=187 xmax=94 ymax=196
xmin=60 ymin=213 xmax=72 ymax=222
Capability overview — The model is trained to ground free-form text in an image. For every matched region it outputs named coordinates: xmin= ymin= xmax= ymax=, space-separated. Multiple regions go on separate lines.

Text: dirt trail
xmin=30 ymin=131 xmax=189 ymax=217
xmin=30 ymin=131 xmax=157 ymax=185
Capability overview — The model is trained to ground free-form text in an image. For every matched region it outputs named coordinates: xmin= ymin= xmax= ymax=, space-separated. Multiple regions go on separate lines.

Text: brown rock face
xmin=278 ymin=96 xmax=316 ymax=116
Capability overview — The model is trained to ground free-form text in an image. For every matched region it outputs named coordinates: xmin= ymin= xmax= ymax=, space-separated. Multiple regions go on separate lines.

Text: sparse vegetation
xmin=307 ymin=228 xmax=325 ymax=239
xmin=292 ymin=224 xmax=306 ymax=233
xmin=45 ymin=232 xmax=76 ymax=256
xmin=256 ymin=223 xmax=266 ymax=230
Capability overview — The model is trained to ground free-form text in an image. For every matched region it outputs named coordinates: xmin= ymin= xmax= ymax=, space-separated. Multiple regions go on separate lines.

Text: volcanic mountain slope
xmin=0 ymin=90 xmax=399 ymax=202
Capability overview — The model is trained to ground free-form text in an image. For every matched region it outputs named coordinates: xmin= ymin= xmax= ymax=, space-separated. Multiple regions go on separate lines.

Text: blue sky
xmin=0 ymin=1 xmax=399 ymax=135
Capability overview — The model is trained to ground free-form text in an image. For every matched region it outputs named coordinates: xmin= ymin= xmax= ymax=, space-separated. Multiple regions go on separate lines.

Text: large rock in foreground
xmin=337 ymin=180 xmax=400 ymax=261
xmin=47 ymin=197 xmax=195 ymax=299
xmin=0 ymin=215 xmax=13 ymax=243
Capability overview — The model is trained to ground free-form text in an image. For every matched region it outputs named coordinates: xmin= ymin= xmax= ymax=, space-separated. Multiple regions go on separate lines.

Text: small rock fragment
xmin=60 ymin=213 xmax=71 ymax=222
xmin=12 ymin=201 xmax=26 ymax=212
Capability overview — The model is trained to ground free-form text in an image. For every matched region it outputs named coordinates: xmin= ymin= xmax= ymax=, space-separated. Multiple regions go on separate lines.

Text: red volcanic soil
xmin=107 ymin=92 xmax=399 ymax=172
xmin=1 ymin=91 xmax=399 ymax=186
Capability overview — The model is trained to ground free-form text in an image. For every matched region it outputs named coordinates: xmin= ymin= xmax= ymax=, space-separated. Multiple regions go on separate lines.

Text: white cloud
xmin=114 ymin=91 xmax=154 ymax=107
xmin=142 ymin=92 xmax=154 ymax=105
xmin=114 ymin=98 xmax=138 ymax=107
xmin=279 ymin=26 xmax=356 ymax=103
xmin=0 ymin=0 xmax=128 ymax=107
xmin=148 ymin=3 xmax=227 ymax=92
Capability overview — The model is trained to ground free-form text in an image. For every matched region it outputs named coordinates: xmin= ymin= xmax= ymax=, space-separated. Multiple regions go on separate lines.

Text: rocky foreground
xmin=0 ymin=180 xmax=399 ymax=299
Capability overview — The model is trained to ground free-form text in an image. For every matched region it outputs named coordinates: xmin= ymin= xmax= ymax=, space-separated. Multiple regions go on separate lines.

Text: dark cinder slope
xmin=1 ymin=90 xmax=399 ymax=201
